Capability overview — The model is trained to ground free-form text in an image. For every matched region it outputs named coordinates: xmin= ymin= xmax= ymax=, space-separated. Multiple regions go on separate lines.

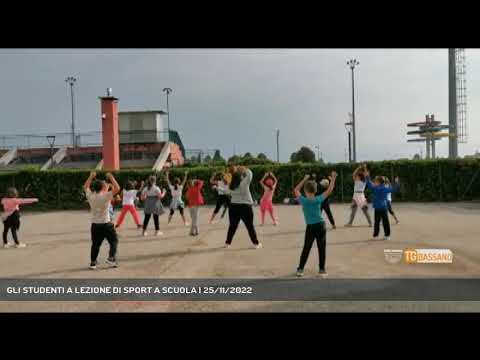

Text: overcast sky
xmin=0 ymin=48 xmax=479 ymax=162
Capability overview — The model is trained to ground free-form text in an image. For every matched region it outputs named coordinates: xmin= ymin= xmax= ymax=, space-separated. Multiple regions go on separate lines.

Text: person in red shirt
xmin=185 ymin=179 xmax=204 ymax=236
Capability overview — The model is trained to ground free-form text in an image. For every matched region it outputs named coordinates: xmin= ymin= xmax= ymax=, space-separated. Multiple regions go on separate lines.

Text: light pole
xmin=163 ymin=87 xmax=172 ymax=142
xmin=276 ymin=129 xmax=280 ymax=163
xmin=46 ymin=135 xmax=56 ymax=168
xmin=65 ymin=76 xmax=77 ymax=147
xmin=347 ymin=59 xmax=359 ymax=163
xmin=345 ymin=113 xmax=353 ymax=163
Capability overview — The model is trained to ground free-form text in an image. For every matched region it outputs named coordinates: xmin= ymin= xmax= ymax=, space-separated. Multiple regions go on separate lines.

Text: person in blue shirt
xmin=294 ymin=171 xmax=337 ymax=277
xmin=365 ymin=169 xmax=400 ymax=240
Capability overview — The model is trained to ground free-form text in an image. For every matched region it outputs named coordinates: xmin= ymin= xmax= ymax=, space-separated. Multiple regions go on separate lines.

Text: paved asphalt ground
xmin=1 ymin=203 xmax=480 ymax=312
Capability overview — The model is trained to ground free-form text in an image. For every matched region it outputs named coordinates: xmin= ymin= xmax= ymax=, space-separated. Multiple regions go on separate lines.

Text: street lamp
xmin=46 ymin=135 xmax=56 ymax=168
xmin=65 ymin=76 xmax=77 ymax=147
xmin=163 ymin=87 xmax=173 ymax=142
xmin=347 ymin=59 xmax=359 ymax=163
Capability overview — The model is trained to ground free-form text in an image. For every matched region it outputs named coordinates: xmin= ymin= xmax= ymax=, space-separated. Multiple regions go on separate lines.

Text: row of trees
xmin=186 ymin=146 xmax=326 ymax=166
xmin=187 ymin=150 xmax=274 ymax=166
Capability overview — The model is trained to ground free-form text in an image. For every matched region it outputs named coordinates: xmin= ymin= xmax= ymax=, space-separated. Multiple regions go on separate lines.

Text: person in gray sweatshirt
xmin=224 ymin=166 xmax=262 ymax=249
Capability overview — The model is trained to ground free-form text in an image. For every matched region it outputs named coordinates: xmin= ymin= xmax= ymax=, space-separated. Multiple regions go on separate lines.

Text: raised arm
xmin=182 ymin=171 xmax=188 ymax=187
xmin=270 ymin=172 xmax=278 ymax=186
xmin=260 ymin=172 xmax=268 ymax=184
xmin=159 ymin=188 xmax=167 ymax=199
xmin=387 ymin=177 xmax=401 ymax=193
xmin=294 ymin=174 xmax=310 ymax=198
xmin=16 ymin=198 xmax=39 ymax=205
xmin=210 ymin=174 xmax=217 ymax=186
xmin=106 ymin=173 xmax=120 ymax=196
xmin=364 ymin=175 xmax=375 ymax=190
xmin=321 ymin=171 xmax=337 ymax=199
xmin=352 ymin=165 xmax=363 ymax=181
xmin=165 ymin=171 xmax=172 ymax=187
xmin=83 ymin=172 xmax=96 ymax=192
xmin=240 ymin=168 xmax=253 ymax=187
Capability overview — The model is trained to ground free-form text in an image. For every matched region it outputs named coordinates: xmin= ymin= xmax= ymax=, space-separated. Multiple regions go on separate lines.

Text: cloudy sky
xmin=0 ymin=48 xmax=479 ymax=162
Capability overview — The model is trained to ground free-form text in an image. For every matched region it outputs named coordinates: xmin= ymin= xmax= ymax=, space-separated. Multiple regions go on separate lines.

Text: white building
xmin=118 ymin=110 xmax=169 ymax=144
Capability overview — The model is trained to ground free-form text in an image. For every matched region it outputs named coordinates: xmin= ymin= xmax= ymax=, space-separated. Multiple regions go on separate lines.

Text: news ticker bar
xmin=3 ymin=279 xmax=480 ymax=301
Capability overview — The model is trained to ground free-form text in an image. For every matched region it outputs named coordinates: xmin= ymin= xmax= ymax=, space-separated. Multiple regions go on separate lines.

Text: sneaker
xmin=332 ymin=225 xmax=337 ymax=230
xmin=155 ymin=231 xmax=163 ymax=236
xmin=105 ymin=259 xmax=118 ymax=268
xmin=3 ymin=243 xmax=11 ymax=249
xmin=296 ymin=269 xmax=304 ymax=277
xmin=142 ymin=231 xmax=148 ymax=237
xmin=15 ymin=243 xmax=27 ymax=248
xmin=384 ymin=236 xmax=390 ymax=241
xmin=89 ymin=262 xmax=97 ymax=270
xmin=344 ymin=223 xmax=353 ymax=227
xmin=224 ymin=243 xmax=231 ymax=249
xmin=371 ymin=236 xmax=378 ymax=241
xmin=254 ymin=243 xmax=263 ymax=249
xmin=319 ymin=269 xmax=328 ymax=278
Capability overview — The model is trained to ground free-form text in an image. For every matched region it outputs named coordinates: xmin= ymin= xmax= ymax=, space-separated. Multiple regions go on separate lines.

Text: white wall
xmin=156 ymin=113 xmax=168 ymax=142
xmin=119 ymin=112 xmax=163 ymax=143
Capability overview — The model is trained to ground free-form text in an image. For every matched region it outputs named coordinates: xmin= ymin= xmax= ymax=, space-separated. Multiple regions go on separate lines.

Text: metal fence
xmin=0 ymin=130 xmax=174 ymax=150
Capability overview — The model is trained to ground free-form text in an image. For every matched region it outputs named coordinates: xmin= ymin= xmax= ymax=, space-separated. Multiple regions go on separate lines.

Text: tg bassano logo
xmin=384 ymin=249 xmax=453 ymax=264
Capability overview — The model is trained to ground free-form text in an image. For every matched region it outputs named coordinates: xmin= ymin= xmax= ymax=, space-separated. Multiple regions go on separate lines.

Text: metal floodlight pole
xmin=65 ymin=76 xmax=77 ymax=147
xmin=163 ymin=88 xmax=173 ymax=142
xmin=348 ymin=132 xmax=352 ymax=162
xmin=347 ymin=59 xmax=359 ymax=163
xmin=345 ymin=113 xmax=353 ymax=163
xmin=276 ymin=129 xmax=280 ymax=163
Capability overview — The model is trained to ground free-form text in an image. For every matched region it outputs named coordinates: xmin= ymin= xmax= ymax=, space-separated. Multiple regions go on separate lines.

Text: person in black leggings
xmin=317 ymin=178 xmax=336 ymax=229
xmin=209 ymin=173 xmax=231 ymax=224
xmin=225 ymin=166 xmax=262 ymax=249
xmin=140 ymin=176 xmax=167 ymax=237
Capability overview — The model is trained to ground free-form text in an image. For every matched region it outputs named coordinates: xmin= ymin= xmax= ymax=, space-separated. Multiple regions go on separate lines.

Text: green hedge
xmin=1 ymin=159 xmax=480 ymax=210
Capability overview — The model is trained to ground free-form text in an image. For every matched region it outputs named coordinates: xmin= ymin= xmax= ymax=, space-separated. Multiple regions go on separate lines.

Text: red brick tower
xmin=100 ymin=90 xmax=120 ymax=170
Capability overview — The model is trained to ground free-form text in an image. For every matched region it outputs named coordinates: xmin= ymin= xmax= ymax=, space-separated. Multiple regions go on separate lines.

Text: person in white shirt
xmin=140 ymin=176 xmax=167 ymax=236
xmin=209 ymin=172 xmax=231 ymax=224
xmin=224 ymin=166 xmax=262 ymax=249
xmin=83 ymin=171 xmax=120 ymax=270
xmin=115 ymin=181 xmax=142 ymax=229
xmin=166 ymin=170 xmax=188 ymax=226
xmin=345 ymin=164 xmax=372 ymax=227
xmin=385 ymin=177 xmax=400 ymax=224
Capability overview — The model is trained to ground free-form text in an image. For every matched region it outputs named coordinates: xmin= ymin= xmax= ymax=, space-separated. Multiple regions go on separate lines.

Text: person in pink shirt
xmin=259 ymin=172 xmax=278 ymax=226
xmin=1 ymin=187 xmax=38 ymax=248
